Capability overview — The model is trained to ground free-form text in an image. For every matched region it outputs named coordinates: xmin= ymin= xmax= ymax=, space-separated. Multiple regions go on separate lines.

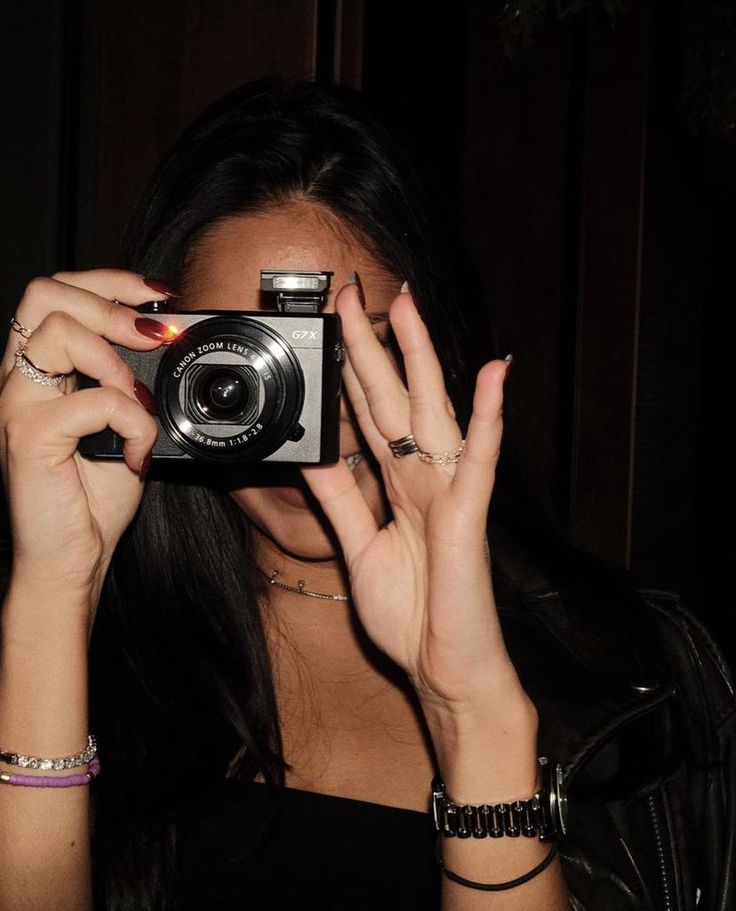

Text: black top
xmin=174 ymin=779 xmax=440 ymax=910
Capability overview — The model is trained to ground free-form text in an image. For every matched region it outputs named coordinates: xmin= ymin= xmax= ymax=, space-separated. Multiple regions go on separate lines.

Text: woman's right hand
xmin=0 ymin=270 xmax=171 ymax=617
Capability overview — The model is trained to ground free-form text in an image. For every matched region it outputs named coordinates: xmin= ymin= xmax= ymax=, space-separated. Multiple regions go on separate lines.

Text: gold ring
xmin=417 ymin=440 xmax=466 ymax=465
xmin=13 ymin=344 xmax=68 ymax=388
xmin=10 ymin=316 xmax=32 ymax=340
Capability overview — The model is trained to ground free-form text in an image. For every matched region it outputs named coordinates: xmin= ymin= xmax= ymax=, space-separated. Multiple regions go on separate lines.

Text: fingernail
xmin=503 ymin=353 xmax=513 ymax=384
xmin=351 ymin=271 xmax=366 ymax=309
xmin=144 ymin=277 xmax=180 ymax=297
xmin=400 ymin=280 xmax=423 ymax=319
xmin=133 ymin=379 xmax=157 ymax=416
xmin=135 ymin=317 xmax=177 ymax=341
xmin=139 ymin=450 xmax=153 ymax=480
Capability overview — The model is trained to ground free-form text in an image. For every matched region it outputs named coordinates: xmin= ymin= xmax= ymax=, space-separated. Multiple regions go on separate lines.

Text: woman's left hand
xmin=302 ymin=280 xmax=528 ymax=727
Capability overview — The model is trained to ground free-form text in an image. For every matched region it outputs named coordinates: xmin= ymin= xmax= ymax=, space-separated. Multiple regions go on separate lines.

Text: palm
xmin=76 ymin=456 xmax=144 ymax=549
xmin=7 ymin=430 xmax=143 ymax=592
xmin=303 ymin=283 xmax=509 ymax=708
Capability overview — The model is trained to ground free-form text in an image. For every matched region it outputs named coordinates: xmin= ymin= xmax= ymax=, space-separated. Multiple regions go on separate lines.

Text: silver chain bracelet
xmin=0 ymin=734 xmax=97 ymax=771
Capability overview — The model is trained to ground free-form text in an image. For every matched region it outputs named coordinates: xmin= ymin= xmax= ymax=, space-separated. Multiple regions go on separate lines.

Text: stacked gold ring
xmin=388 ymin=434 xmax=466 ymax=465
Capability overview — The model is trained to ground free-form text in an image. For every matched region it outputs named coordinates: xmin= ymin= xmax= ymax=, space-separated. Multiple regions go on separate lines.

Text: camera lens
xmin=200 ymin=370 xmax=246 ymax=418
xmin=157 ymin=315 xmax=306 ymax=462
xmin=188 ymin=365 xmax=260 ymax=424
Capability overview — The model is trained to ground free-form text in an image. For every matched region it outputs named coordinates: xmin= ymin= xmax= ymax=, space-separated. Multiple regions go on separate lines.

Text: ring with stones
xmin=13 ymin=343 xmax=69 ymax=388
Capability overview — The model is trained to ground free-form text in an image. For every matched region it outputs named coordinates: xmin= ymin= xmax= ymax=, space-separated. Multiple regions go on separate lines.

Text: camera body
xmin=79 ymin=271 xmax=343 ymax=465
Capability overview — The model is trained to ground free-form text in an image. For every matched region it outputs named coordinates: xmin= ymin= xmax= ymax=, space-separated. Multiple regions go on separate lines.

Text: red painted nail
xmin=144 ymin=277 xmax=179 ymax=297
xmin=139 ymin=450 xmax=153 ymax=480
xmin=133 ymin=380 xmax=157 ymax=416
xmin=135 ymin=317 xmax=177 ymax=341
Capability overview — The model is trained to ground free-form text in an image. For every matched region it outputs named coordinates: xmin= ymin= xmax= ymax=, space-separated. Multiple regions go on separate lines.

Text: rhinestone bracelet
xmin=0 ymin=734 xmax=97 ymax=771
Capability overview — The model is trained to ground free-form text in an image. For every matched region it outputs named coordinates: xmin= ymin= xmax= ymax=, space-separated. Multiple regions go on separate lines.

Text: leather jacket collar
xmin=491 ymin=525 xmax=678 ymax=789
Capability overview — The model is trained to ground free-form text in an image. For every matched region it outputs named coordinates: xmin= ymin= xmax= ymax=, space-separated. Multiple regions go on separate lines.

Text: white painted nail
xmin=400 ymin=280 xmax=410 ymax=294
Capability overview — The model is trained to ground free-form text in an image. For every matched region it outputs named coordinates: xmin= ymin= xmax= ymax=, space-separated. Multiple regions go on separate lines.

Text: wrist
xmin=10 ymin=551 xmax=107 ymax=597
xmin=0 ymin=589 xmax=91 ymax=763
xmin=423 ymin=694 xmax=540 ymax=805
xmin=433 ymin=757 xmax=568 ymax=845
xmin=2 ymin=580 xmax=94 ymax=645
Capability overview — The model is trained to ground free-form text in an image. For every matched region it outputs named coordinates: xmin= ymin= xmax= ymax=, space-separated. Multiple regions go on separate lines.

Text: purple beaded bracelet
xmin=0 ymin=757 xmax=101 ymax=788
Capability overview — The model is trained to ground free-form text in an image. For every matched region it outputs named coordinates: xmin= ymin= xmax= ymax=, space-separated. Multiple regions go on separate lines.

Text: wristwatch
xmin=432 ymin=756 xmax=567 ymax=841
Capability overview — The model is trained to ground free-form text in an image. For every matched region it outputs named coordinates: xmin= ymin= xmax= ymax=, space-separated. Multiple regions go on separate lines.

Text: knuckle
xmin=25 ymin=275 xmax=55 ymax=297
xmin=349 ymin=397 xmax=371 ymax=421
xmin=40 ymin=309 xmax=74 ymax=338
xmin=99 ymin=386 xmax=128 ymax=418
xmin=408 ymin=390 xmax=433 ymax=416
xmin=19 ymin=276 xmax=56 ymax=315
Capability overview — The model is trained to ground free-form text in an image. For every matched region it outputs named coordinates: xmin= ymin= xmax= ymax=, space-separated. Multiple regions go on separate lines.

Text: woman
xmin=0 ymin=82 xmax=732 ymax=911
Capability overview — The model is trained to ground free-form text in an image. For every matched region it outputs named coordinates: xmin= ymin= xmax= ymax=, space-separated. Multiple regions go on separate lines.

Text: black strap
xmin=435 ymin=837 xmax=558 ymax=892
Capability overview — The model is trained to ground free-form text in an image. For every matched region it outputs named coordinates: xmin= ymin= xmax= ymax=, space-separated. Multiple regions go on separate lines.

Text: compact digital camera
xmin=78 ymin=271 xmax=343 ymax=465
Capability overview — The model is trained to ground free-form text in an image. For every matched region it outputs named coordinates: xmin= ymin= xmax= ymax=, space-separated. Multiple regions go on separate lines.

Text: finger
xmin=301 ymin=460 xmax=379 ymax=561
xmin=6 ymin=386 xmax=158 ymax=475
xmin=340 ymin=350 xmax=387 ymax=458
xmin=3 ymin=311 xmax=152 ymax=406
xmin=5 ymin=273 xmax=176 ymax=375
xmin=336 ymin=283 xmax=410 ymax=443
xmin=389 ymin=290 xmax=459 ymax=449
xmin=451 ymin=360 xmax=508 ymax=530
xmin=51 ymin=268 xmax=176 ymax=304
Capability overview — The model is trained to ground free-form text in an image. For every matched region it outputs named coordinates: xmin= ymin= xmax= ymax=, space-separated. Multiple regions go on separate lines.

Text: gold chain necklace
xmin=265 ymin=570 xmax=350 ymax=602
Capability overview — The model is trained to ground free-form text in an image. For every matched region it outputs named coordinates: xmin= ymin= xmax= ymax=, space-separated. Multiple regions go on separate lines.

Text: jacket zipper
xmin=648 ymin=792 xmax=676 ymax=911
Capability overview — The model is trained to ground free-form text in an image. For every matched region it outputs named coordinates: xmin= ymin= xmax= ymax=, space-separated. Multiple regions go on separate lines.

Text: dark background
xmin=1 ymin=1 xmax=733 ymax=659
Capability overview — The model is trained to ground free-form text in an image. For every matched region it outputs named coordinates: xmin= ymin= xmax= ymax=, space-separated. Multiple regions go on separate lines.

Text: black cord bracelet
xmin=435 ymin=836 xmax=559 ymax=892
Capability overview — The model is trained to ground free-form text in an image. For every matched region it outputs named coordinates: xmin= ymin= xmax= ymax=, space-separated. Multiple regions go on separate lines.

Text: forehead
xmin=182 ymin=200 xmax=398 ymax=312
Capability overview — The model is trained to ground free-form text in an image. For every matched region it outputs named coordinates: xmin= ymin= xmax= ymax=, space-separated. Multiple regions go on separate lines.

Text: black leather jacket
xmin=496 ymin=539 xmax=735 ymax=911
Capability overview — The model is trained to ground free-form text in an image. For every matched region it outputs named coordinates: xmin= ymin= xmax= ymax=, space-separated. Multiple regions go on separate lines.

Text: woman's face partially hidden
xmin=181 ymin=200 xmax=402 ymax=561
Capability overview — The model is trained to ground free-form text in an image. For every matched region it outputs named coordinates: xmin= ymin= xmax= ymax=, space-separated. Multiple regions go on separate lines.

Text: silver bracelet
xmin=0 ymin=734 xmax=97 ymax=771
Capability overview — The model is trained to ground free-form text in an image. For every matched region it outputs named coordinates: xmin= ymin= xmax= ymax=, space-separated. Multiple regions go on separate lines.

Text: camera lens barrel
xmin=157 ymin=314 xmax=305 ymax=463
xmin=77 ymin=308 xmax=342 ymax=465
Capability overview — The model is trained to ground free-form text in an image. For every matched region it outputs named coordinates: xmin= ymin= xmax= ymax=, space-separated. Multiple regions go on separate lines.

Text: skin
xmin=182 ymin=202 xmax=570 ymax=908
xmin=0 ymin=198 xmax=570 ymax=909
xmin=183 ymin=200 xmax=397 ymax=577
xmin=182 ymin=200 xmax=534 ymax=792
xmin=184 ymin=201 xmax=435 ymax=802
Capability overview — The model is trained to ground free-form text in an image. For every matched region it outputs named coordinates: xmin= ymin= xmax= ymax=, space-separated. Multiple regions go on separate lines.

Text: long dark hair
xmin=88 ymin=80 xmax=490 ymax=911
